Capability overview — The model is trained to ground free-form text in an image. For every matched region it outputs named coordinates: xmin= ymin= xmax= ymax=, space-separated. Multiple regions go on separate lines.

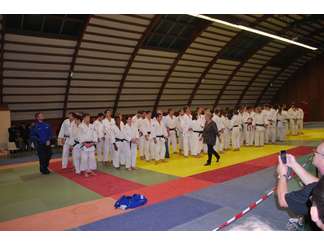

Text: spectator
xmin=276 ymin=142 xmax=324 ymax=230
xmin=310 ymin=177 xmax=324 ymax=230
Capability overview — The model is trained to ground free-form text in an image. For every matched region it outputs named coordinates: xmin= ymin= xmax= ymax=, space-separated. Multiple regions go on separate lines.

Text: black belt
xmin=64 ymin=135 xmax=70 ymax=138
xmin=193 ymin=130 xmax=203 ymax=134
xmin=115 ymin=138 xmax=126 ymax=142
xmin=156 ymin=135 xmax=165 ymax=138
xmin=168 ymin=128 xmax=176 ymax=131
xmin=256 ymin=124 xmax=264 ymax=127
xmin=233 ymin=125 xmax=239 ymax=128
xmin=83 ymin=141 xmax=94 ymax=144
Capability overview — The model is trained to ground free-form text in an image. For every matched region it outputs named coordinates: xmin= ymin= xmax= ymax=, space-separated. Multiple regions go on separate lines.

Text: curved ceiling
xmin=0 ymin=14 xmax=323 ymax=121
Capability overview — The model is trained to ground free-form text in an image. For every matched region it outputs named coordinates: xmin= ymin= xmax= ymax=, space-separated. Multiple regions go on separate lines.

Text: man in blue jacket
xmin=30 ymin=112 xmax=54 ymax=174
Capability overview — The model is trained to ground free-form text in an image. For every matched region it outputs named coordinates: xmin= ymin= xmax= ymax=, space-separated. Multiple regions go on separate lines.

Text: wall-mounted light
xmin=189 ymin=14 xmax=318 ymax=51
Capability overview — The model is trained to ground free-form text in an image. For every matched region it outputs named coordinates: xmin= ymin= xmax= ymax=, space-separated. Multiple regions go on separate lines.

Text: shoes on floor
xmin=287 ymin=218 xmax=304 ymax=231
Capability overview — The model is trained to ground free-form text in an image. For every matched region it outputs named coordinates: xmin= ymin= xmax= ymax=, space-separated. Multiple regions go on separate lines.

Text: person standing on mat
xmin=202 ymin=111 xmax=220 ymax=166
xmin=30 ymin=112 xmax=53 ymax=175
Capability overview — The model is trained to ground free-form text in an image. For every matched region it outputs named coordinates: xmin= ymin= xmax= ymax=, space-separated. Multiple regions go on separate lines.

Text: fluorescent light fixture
xmin=189 ymin=14 xmax=318 ymax=51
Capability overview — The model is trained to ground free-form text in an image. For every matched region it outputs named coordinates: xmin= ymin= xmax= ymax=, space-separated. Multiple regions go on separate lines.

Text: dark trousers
xmin=207 ymin=144 xmax=220 ymax=164
xmin=165 ymin=139 xmax=170 ymax=158
xmin=36 ymin=144 xmax=52 ymax=173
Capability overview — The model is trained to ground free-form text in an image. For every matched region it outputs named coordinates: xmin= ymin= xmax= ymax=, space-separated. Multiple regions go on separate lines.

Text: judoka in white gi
xmin=297 ymin=107 xmax=304 ymax=135
xmin=176 ymin=109 xmax=185 ymax=154
xmin=121 ymin=116 xmax=139 ymax=170
xmin=180 ymin=106 xmax=193 ymax=157
xmin=191 ymin=112 xmax=204 ymax=156
xmin=197 ymin=107 xmax=206 ymax=154
xmin=143 ymin=111 xmax=155 ymax=161
xmin=231 ymin=110 xmax=241 ymax=151
xmin=111 ymin=116 xmax=127 ymax=169
xmin=132 ymin=111 xmax=145 ymax=160
xmin=102 ymin=109 xmax=115 ymax=164
xmin=152 ymin=113 xmax=168 ymax=162
xmin=222 ymin=112 xmax=231 ymax=150
xmin=288 ymin=105 xmax=298 ymax=136
xmin=213 ymin=109 xmax=224 ymax=153
xmin=58 ymin=112 xmax=75 ymax=169
xmin=277 ymin=106 xmax=287 ymax=142
xmin=93 ymin=113 xmax=105 ymax=163
xmin=165 ymin=108 xmax=178 ymax=154
xmin=79 ymin=114 xmax=98 ymax=177
xmin=254 ymin=107 xmax=266 ymax=147
xmin=69 ymin=114 xmax=82 ymax=174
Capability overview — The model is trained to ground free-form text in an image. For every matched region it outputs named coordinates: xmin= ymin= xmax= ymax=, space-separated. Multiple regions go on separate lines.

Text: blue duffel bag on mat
xmin=114 ymin=194 xmax=148 ymax=210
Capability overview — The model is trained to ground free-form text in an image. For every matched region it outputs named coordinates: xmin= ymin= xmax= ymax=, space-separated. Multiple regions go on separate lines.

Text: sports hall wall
xmin=273 ymin=54 xmax=324 ymax=121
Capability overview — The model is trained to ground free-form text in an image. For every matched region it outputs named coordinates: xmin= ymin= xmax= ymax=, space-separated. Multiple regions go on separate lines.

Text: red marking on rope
xmin=249 ymin=203 xmax=257 ymax=209
xmin=235 ymin=213 xmax=244 ymax=219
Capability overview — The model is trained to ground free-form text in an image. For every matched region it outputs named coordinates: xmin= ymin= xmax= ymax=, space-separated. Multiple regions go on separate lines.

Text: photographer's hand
xmin=277 ymin=155 xmax=289 ymax=208
xmin=277 ymin=156 xmax=288 ymax=176
xmin=285 ymin=154 xmax=319 ymax=185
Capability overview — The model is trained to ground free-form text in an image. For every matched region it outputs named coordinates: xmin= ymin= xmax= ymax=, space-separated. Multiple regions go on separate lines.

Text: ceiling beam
xmin=188 ymin=15 xmax=271 ymax=109
xmin=218 ymin=15 xmax=319 ymax=110
xmin=112 ymin=15 xmax=161 ymax=116
xmin=0 ymin=16 xmax=6 ymax=105
xmin=254 ymin=24 xmax=324 ymax=106
xmin=153 ymin=20 xmax=210 ymax=111
xmin=62 ymin=15 xmax=91 ymax=119
xmin=254 ymin=63 xmax=291 ymax=106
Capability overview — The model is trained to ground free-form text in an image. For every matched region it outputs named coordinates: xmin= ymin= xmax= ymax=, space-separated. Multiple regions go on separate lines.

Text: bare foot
xmin=84 ymin=172 xmax=89 ymax=177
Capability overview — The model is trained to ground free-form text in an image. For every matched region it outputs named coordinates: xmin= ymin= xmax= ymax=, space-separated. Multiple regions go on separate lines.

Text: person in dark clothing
xmin=277 ymin=142 xmax=324 ymax=230
xmin=30 ymin=112 xmax=54 ymax=175
xmin=202 ymin=111 xmax=220 ymax=166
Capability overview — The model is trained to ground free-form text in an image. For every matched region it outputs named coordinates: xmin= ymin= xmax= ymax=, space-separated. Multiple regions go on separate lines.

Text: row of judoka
xmin=58 ymin=111 xmax=170 ymax=176
xmin=57 ymin=104 xmax=304 ymax=176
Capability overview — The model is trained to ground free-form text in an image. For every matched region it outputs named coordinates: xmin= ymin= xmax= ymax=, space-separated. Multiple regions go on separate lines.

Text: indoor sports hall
xmin=0 ymin=14 xmax=323 ymax=231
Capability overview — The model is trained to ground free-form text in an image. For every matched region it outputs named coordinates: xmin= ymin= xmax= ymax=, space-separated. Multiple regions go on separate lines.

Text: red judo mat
xmin=191 ymin=146 xmax=313 ymax=183
xmin=49 ymin=161 xmax=144 ymax=197
xmin=111 ymin=177 xmax=213 ymax=206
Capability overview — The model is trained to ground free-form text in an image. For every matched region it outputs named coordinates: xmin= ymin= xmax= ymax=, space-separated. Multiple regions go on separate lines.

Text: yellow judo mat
xmin=287 ymin=128 xmax=324 ymax=141
xmin=137 ymin=144 xmax=296 ymax=177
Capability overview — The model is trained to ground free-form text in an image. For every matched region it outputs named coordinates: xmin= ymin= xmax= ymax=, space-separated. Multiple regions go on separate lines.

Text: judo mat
xmin=0 ymin=126 xmax=321 ymax=231
xmin=137 ymin=144 xmax=297 ymax=177
xmin=287 ymin=128 xmax=324 ymax=141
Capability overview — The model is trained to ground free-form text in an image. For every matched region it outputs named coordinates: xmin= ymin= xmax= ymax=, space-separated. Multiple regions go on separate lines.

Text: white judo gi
xmin=69 ymin=123 xmax=82 ymax=174
xmin=191 ymin=119 xmax=203 ymax=156
xmin=79 ymin=123 xmax=98 ymax=172
xmin=180 ymin=113 xmax=193 ymax=157
xmin=254 ymin=113 xmax=266 ymax=147
xmin=110 ymin=124 xmax=127 ymax=168
xmin=165 ymin=114 xmax=178 ymax=154
xmin=142 ymin=118 xmax=155 ymax=161
xmin=288 ymin=108 xmax=298 ymax=136
xmin=93 ymin=119 xmax=105 ymax=162
xmin=123 ymin=123 xmax=139 ymax=169
xmin=212 ymin=114 xmax=224 ymax=153
xmin=222 ymin=116 xmax=231 ymax=150
xmin=58 ymin=118 xmax=74 ymax=168
xmin=230 ymin=114 xmax=241 ymax=150
xmin=245 ymin=112 xmax=254 ymax=146
xmin=152 ymin=120 xmax=168 ymax=161
xmin=132 ymin=116 xmax=145 ymax=158
xmin=297 ymin=108 xmax=304 ymax=134
xmin=102 ymin=117 xmax=115 ymax=162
